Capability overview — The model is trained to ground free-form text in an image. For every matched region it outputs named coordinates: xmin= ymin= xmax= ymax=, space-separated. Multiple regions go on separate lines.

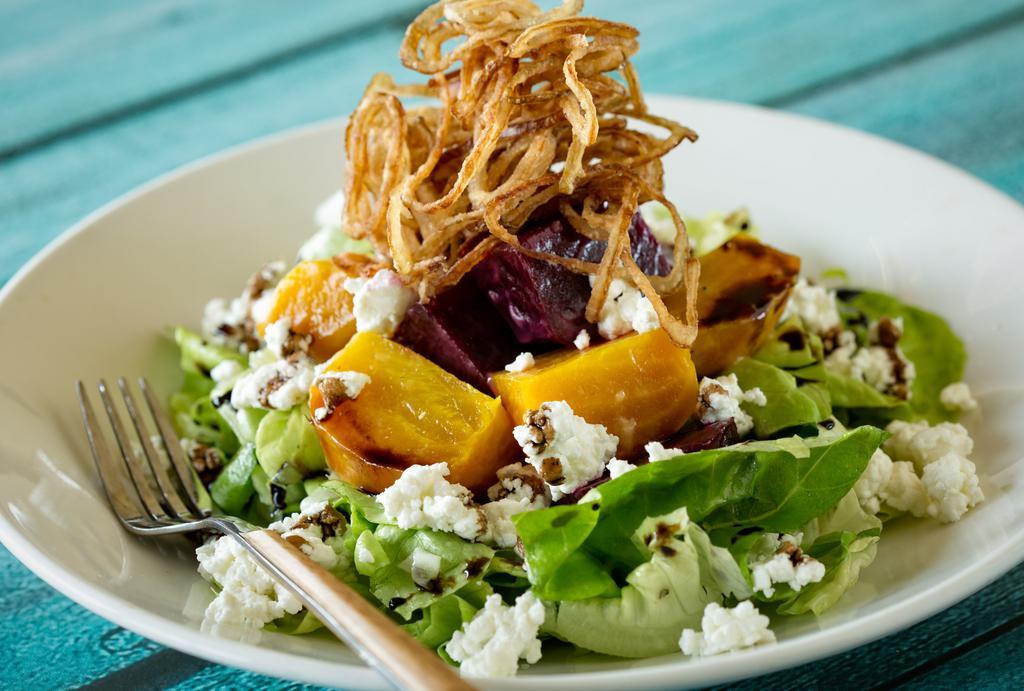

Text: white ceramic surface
xmin=1 ymin=96 xmax=1023 ymax=690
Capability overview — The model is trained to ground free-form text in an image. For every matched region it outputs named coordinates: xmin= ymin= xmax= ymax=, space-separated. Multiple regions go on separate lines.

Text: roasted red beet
xmin=394 ymin=279 xmax=521 ymax=393
xmin=664 ymin=419 xmax=740 ymax=452
xmin=472 ymin=212 xmax=672 ymax=346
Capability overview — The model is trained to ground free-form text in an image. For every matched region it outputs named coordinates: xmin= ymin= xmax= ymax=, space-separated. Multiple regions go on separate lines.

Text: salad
xmin=173 ymin=0 xmax=984 ymax=679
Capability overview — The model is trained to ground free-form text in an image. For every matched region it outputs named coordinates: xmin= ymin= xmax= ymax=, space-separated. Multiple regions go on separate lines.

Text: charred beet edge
xmin=559 ymin=419 xmax=739 ymax=504
xmin=395 ymin=279 xmax=521 ymax=393
xmin=665 ymin=419 xmax=740 ymax=452
xmin=472 ymin=212 xmax=672 ymax=346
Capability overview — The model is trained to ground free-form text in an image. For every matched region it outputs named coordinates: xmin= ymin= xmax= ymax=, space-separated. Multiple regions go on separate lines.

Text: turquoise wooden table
xmin=2 ymin=1 xmax=1024 ymax=688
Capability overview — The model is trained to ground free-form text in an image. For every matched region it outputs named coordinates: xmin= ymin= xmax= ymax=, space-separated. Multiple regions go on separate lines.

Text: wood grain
xmin=0 ymin=0 xmax=425 ymax=155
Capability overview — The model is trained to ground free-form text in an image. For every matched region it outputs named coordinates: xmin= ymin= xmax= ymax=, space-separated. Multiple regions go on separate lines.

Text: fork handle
xmin=245 ymin=530 xmax=476 ymax=691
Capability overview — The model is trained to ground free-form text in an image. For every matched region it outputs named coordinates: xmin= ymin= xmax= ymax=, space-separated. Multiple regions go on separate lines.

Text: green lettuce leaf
xmin=356 ymin=525 xmax=494 ymax=620
xmin=825 ymin=370 xmax=903 ymax=410
xmin=546 ymin=520 xmax=748 ymax=657
xmin=727 ymin=357 xmax=832 ymax=437
xmin=209 ymin=443 xmax=259 ymax=514
xmin=254 ymin=407 xmax=326 ymax=477
xmin=516 ymin=426 xmax=884 ymax=600
xmin=778 ymin=490 xmax=882 ymax=615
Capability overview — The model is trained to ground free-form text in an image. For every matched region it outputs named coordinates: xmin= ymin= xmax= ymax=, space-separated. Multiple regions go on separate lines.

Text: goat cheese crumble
xmin=679 ymin=601 xmax=776 ymax=657
xmin=590 ymin=276 xmax=660 ymax=339
xmin=230 ymin=356 xmax=315 ymax=410
xmin=377 ymin=463 xmax=485 ymax=540
xmin=645 ymin=440 xmax=681 ymax=462
xmin=343 ymin=269 xmax=416 ymax=336
xmin=196 ymin=501 xmax=347 ymax=642
xmin=573 ymin=329 xmax=591 ymax=350
xmin=697 ymin=374 xmax=766 ymax=437
xmin=513 ymin=401 xmax=619 ymax=500
xmin=825 ymin=317 xmax=915 ymax=399
xmin=505 ymin=352 xmax=536 ymax=372
xmin=782 ymin=278 xmax=840 ymax=335
xmin=483 ymin=463 xmax=549 ymax=548
xmin=855 ymin=420 xmax=983 ymax=522
xmin=748 ymin=533 xmax=825 ymax=598
xmin=202 ymin=262 xmax=286 ymax=352
xmin=940 ymin=382 xmax=978 ymax=412
xmin=445 ymin=592 xmax=545 ymax=678
xmin=606 ymin=458 xmax=637 ymax=479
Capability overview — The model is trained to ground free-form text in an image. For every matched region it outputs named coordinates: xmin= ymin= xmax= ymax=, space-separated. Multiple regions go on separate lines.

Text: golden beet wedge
xmin=492 ymin=329 xmax=697 ymax=459
xmin=666 ymin=236 xmax=800 ymax=376
xmin=258 ymin=254 xmax=377 ymax=361
xmin=310 ymin=332 xmax=518 ymax=493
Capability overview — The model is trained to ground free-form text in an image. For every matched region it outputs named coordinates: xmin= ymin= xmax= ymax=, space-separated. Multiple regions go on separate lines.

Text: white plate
xmin=1 ymin=96 xmax=1023 ymax=689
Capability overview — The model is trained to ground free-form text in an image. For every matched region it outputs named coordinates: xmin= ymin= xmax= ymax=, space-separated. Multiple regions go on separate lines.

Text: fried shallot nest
xmin=342 ymin=0 xmax=699 ymax=346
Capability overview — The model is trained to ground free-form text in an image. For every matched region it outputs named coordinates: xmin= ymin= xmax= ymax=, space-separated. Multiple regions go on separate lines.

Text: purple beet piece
xmin=394 ymin=279 xmax=520 ymax=393
xmin=472 ymin=212 xmax=672 ymax=346
xmin=665 ymin=419 xmax=740 ymax=453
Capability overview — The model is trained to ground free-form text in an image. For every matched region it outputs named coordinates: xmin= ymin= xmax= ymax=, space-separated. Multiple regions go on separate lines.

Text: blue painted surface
xmin=1 ymin=1 xmax=1022 ymax=688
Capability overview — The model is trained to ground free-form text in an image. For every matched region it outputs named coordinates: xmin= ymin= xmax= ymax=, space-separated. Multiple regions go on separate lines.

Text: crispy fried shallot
xmin=342 ymin=0 xmax=699 ymax=346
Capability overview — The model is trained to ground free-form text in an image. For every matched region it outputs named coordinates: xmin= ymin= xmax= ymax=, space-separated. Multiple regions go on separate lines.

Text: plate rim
xmin=2 ymin=94 xmax=1023 ymax=689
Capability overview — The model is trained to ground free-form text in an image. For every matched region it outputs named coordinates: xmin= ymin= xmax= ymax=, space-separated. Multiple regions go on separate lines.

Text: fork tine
xmin=137 ymin=377 xmax=205 ymax=514
xmin=96 ymin=380 xmax=167 ymax=520
xmin=76 ymin=381 xmax=146 ymax=524
xmin=117 ymin=378 xmax=193 ymax=520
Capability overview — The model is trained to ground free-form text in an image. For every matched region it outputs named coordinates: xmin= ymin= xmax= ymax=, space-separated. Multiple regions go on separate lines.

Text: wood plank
xmin=2 ymin=0 xmax=1019 ymax=157
xmin=782 ymin=16 xmax=1024 ymax=201
xmin=3 ymin=1 xmax=1024 ymax=287
xmin=898 ymin=624 xmax=1024 ymax=689
xmin=0 ymin=547 xmax=162 ymax=688
xmin=0 ymin=0 xmax=424 ymax=154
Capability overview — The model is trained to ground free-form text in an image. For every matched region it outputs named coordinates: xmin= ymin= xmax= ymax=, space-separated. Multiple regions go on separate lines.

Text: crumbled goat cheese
xmin=884 ymin=420 xmax=974 ymax=473
xmin=196 ymin=536 xmax=303 ymax=642
xmin=343 ymin=269 xmax=416 ymax=336
xmin=645 ymin=440 xmax=681 ymax=462
xmin=858 ymin=420 xmax=984 ymax=522
xmin=202 ymin=262 xmax=286 ymax=352
xmin=196 ymin=501 xmax=347 ymax=641
xmin=409 ymin=548 xmax=442 ymax=589
xmin=606 ymin=458 xmax=637 ymax=479
xmin=377 ymin=463 xmax=485 ymax=540
xmin=920 ymin=452 xmax=985 ymax=523
xmin=940 ymin=382 xmax=979 ymax=412
xmin=210 ymin=359 xmax=243 ymax=383
xmin=505 ymin=352 xmax=535 ymax=373
xmin=749 ymin=535 xmax=826 ymax=598
xmin=882 ymin=460 xmax=931 ymax=517
xmin=639 ymin=201 xmax=677 ymax=245
xmin=573 ymin=329 xmax=591 ymax=350
xmin=679 ymin=601 xmax=776 ymax=657
xmin=513 ymin=401 xmax=619 ymax=500
xmin=263 ymin=317 xmax=311 ymax=360
xmin=446 ymin=592 xmax=545 ymax=678
xmin=590 ymin=276 xmax=660 ymax=339
xmin=854 ymin=449 xmax=895 ymax=515
xmin=230 ymin=357 xmax=316 ymax=410
xmin=268 ymin=501 xmax=349 ymax=569
xmin=782 ymin=278 xmax=841 ymax=335
xmin=483 ymin=464 xmax=549 ymax=548
xmin=697 ymin=374 xmax=766 ymax=437
xmin=825 ymin=317 xmax=915 ymax=399
xmin=313 ymin=370 xmax=371 ymax=421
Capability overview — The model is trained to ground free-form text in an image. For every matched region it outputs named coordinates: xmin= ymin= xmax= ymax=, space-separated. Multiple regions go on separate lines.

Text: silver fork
xmin=76 ymin=378 xmax=474 ymax=691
